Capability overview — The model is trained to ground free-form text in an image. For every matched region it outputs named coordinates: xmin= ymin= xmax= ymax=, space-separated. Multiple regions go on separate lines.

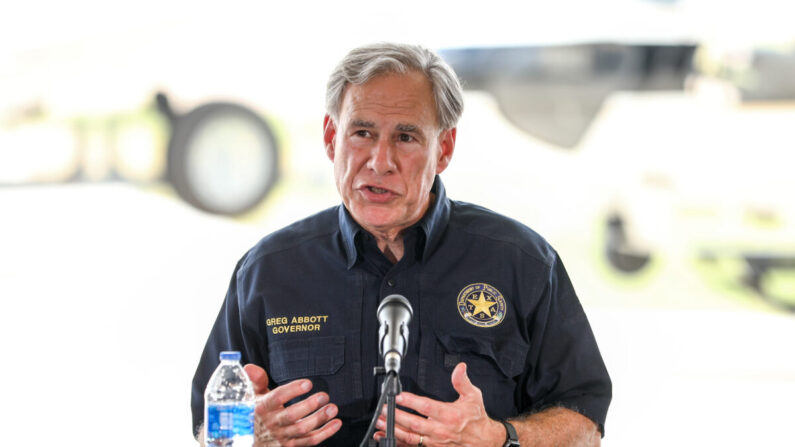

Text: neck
xmin=360 ymin=192 xmax=435 ymax=264
xmin=371 ymin=229 xmax=404 ymax=264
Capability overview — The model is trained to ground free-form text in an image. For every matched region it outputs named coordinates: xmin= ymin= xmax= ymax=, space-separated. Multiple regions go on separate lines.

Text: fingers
xmin=374 ymin=423 xmax=424 ymax=447
xmin=260 ymin=416 xmax=342 ymax=447
xmin=255 ymin=380 xmax=342 ymax=445
xmin=391 ymin=363 xmax=482 ymax=422
xmin=244 ymin=363 xmax=270 ymax=394
xmin=282 ymin=402 xmax=340 ymax=439
xmin=375 ymin=414 xmax=427 ymax=446
xmin=256 ymin=379 xmax=313 ymax=414
xmin=371 ymin=364 xmax=493 ymax=447
xmin=292 ymin=418 xmax=343 ymax=446
xmin=394 ymin=391 xmax=447 ymax=420
xmin=277 ymin=392 xmax=332 ymax=431
xmin=450 ymin=362 xmax=480 ymax=399
xmin=379 ymin=406 xmax=434 ymax=437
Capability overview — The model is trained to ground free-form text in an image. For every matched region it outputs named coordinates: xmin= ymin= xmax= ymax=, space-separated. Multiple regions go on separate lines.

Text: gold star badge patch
xmin=457 ymin=283 xmax=506 ymax=328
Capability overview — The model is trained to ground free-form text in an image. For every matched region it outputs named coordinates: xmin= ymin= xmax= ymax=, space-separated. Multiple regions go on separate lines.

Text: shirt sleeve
xmin=521 ymin=251 xmax=612 ymax=435
xmin=190 ymin=257 xmax=265 ymax=439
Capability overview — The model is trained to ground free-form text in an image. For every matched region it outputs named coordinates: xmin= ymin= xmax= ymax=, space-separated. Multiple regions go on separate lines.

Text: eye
xmin=398 ymin=133 xmax=414 ymax=143
xmin=354 ymin=130 xmax=371 ymax=138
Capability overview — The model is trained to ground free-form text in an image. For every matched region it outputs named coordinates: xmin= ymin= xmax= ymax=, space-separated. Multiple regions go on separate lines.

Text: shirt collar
xmin=338 ymin=175 xmax=451 ymax=269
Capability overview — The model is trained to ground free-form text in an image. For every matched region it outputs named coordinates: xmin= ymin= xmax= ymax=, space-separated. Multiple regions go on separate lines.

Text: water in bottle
xmin=204 ymin=351 xmax=255 ymax=446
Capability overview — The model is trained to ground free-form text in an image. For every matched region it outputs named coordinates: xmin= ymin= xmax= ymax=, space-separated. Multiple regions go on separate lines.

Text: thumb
xmin=244 ymin=363 xmax=270 ymax=394
xmin=451 ymin=362 xmax=480 ymax=399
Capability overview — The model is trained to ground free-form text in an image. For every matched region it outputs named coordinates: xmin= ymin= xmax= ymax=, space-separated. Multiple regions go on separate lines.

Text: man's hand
xmin=373 ymin=362 xmax=601 ymax=447
xmin=374 ymin=363 xmax=505 ymax=447
xmin=244 ymin=364 xmax=342 ymax=446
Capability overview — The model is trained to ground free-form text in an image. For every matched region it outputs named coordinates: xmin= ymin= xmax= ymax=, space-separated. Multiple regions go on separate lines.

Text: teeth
xmin=369 ymin=187 xmax=388 ymax=194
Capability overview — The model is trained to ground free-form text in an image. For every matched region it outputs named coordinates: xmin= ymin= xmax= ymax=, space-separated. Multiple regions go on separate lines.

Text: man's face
xmin=324 ymin=71 xmax=455 ymax=237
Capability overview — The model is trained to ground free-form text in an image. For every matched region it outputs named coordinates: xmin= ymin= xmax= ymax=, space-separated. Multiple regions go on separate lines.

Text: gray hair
xmin=325 ymin=42 xmax=464 ymax=130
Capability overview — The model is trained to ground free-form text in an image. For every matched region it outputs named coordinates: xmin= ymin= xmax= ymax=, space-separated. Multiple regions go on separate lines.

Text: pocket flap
xmin=435 ymin=331 xmax=527 ymax=378
xmin=268 ymin=336 xmax=345 ymax=383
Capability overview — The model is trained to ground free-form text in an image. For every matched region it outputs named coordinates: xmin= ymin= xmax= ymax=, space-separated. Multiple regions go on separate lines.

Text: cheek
xmin=405 ymin=163 xmax=436 ymax=199
xmin=331 ymin=156 xmax=346 ymax=187
xmin=334 ymin=153 xmax=358 ymax=188
xmin=412 ymin=157 xmax=438 ymax=183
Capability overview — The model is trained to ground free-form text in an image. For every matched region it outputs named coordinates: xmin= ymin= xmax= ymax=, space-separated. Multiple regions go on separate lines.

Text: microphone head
xmin=377 ymin=294 xmax=413 ymax=367
xmin=377 ymin=294 xmax=413 ymax=320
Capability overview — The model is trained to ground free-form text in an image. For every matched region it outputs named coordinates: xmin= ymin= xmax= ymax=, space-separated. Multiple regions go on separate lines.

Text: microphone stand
xmin=364 ymin=295 xmax=412 ymax=447
xmin=380 ymin=371 xmax=401 ymax=447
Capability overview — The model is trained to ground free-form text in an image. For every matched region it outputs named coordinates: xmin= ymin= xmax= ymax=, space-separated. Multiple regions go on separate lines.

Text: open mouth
xmin=367 ymin=186 xmax=390 ymax=194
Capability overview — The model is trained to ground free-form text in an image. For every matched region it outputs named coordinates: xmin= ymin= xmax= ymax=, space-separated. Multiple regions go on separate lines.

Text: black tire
xmin=605 ymin=213 xmax=652 ymax=273
xmin=167 ymin=102 xmax=279 ymax=215
xmin=742 ymin=255 xmax=795 ymax=313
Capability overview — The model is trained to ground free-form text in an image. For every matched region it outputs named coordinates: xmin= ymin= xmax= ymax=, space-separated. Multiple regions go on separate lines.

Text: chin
xmin=361 ymin=215 xmax=398 ymax=230
xmin=356 ymin=210 xmax=399 ymax=230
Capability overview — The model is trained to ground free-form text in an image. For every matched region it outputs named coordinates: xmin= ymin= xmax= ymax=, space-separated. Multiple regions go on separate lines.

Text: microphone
xmin=377 ymin=294 xmax=413 ymax=374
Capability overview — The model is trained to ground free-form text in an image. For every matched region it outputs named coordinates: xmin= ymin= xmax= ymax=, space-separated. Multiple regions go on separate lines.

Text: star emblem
xmin=458 ymin=283 xmax=506 ymax=328
xmin=467 ymin=292 xmax=495 ymax=318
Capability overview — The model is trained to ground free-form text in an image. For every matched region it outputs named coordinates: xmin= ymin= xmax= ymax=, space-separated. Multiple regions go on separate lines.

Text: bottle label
xmin=207 ymin=402 xmax=254 ymax=440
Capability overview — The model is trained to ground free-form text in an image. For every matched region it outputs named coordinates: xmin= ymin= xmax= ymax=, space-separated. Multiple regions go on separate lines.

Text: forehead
xmin=339 ymin=71 xmax=437 ymax=127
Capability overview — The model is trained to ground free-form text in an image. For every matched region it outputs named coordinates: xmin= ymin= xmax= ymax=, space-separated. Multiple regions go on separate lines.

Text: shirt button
xmin=387 ymin=279 xmax=395 ymax=287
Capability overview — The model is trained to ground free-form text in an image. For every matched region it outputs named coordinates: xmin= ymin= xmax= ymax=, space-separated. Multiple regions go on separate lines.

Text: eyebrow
xmin=351 ymin=120 xmax=375 ymax=128
xmin=396 ymin=123 xmax=420 ymax=134
xmin=350 ymin=120 xmax=424 ymax=136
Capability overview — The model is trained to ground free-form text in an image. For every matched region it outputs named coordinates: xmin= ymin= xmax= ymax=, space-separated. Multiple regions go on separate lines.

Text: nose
xmin=367 ymin=137 xmax=397 ymax=175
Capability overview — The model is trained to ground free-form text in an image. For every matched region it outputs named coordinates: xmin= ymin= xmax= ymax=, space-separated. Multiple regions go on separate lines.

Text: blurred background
xmin=1 ymin=0 xmax=794 ymax=445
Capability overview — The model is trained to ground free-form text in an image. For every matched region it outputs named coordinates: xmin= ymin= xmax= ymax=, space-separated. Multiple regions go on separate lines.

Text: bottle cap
xmin=219 ymin=351 xmax=241 ymax=361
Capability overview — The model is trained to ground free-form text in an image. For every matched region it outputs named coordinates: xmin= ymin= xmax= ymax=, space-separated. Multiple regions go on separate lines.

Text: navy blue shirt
xmin=191 ymin=177 xmax=611 ymax=444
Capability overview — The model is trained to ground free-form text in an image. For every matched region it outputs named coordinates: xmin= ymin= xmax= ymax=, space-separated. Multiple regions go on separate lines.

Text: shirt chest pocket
xmin=267 ymin=336 xmax=348 ymax=399
xmin=421 ymin=331 xmax=528 ymax=420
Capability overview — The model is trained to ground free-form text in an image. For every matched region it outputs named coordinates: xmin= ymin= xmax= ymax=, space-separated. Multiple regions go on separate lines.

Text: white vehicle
xmin=440 ymin=40 xmax=795 ymax=312
xmin=2 ymin=0 xmax=792 ymax=307
xmin=0 ymin=85 xmax=280 ymax=216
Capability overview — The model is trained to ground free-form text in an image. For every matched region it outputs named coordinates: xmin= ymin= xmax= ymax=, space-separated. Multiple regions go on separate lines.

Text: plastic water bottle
xmin=204 ymin=351 xmax=255 ymax=446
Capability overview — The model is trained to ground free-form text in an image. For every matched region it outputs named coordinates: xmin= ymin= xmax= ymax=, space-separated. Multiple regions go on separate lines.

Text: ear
xmin=435 ymin=128 xmax=456 ymax=174
xmin=323 ymin=114 xmax=337 ymax=162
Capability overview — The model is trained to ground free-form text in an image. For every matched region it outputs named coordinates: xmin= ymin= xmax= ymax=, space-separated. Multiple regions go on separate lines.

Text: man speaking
xmin=191 ymin=42 xmax=611 ymax=446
